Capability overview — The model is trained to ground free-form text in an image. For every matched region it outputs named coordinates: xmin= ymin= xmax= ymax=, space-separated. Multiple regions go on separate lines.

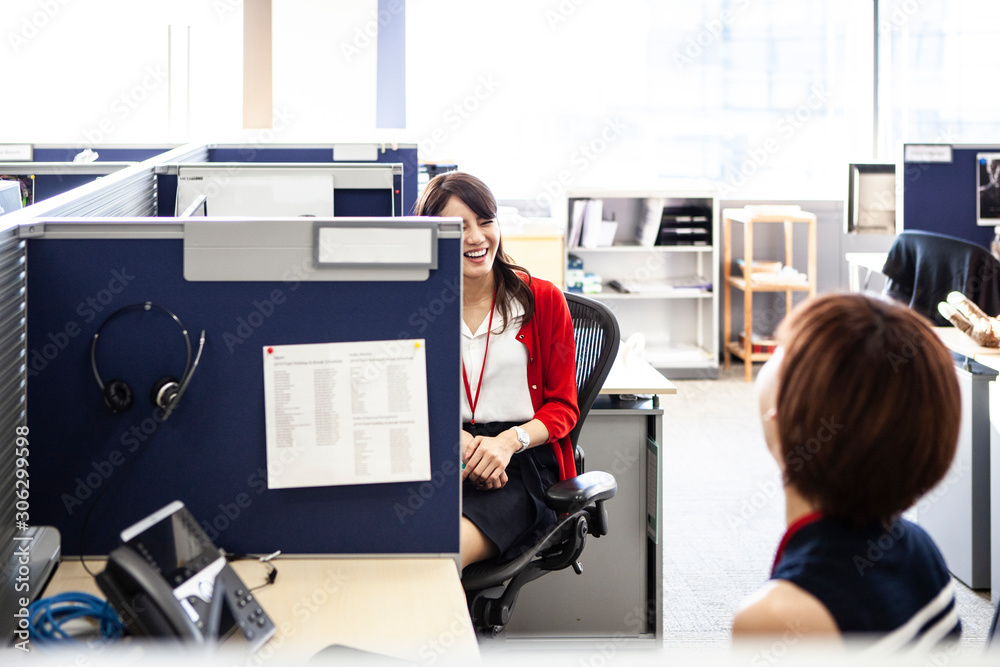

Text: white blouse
xmin=460 ymin=300 xmax=535 ymax=424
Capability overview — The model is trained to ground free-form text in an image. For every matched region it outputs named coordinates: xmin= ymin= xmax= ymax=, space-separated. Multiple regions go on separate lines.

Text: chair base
xmin=465 ymin=511 xmax=595 ymax=637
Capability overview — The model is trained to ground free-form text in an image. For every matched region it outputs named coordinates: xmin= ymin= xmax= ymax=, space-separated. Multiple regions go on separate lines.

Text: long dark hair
xmin=415 ymin=172 xmax=534 ymax=330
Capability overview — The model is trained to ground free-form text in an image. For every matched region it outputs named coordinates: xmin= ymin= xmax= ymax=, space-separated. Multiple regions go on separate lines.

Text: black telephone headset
xmin=90 ymin=302 xmax=206 ymax=420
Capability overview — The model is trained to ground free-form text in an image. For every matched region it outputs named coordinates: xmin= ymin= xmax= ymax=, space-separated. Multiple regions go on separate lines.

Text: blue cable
xmin=27 ymin=592 xmax=125 ymax=645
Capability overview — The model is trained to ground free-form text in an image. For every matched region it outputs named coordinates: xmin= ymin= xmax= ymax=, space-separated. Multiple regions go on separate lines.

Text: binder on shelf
xmin=637 ymin=198 xmax=665 ymax=247
xmin=580 ymin=199 xmax=604 ymax=248
xmin=656 ymin=205 xmax=713 ymax=246
xmin=569 ymin=199 xmax=588 ymax=248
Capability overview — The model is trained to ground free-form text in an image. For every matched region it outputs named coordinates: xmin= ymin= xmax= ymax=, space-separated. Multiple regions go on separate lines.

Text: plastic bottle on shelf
xmin=566 ymin=254 xmax=585 ymax=293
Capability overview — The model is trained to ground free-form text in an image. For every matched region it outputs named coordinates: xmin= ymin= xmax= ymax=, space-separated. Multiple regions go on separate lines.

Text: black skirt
xmin=461 ymin=421 xmax=559 ymax=562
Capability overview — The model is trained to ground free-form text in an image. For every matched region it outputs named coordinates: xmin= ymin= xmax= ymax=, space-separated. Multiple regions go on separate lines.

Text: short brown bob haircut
xmin=774 ymin=292 xmax=960 ymax=527
xmin=415 ymin=171 xmax=533 ymax=330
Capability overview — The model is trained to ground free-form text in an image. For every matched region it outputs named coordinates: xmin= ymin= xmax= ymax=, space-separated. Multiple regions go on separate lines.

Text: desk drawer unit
xmin=504 ymin=401 xmax=662 ymax=644
xmin=917 ymin=358 xmax=993 ymax=590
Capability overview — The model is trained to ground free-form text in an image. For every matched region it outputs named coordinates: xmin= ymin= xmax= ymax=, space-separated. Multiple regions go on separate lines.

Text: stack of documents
xmin=748 ymin=269 xmax=808 ymax=286
xmin=614 ymin=276 xmax=712 ymax=294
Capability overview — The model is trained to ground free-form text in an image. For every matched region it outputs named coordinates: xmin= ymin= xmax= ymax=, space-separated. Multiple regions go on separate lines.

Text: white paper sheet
xmin=262 ymin=339 xmax=431 ymax=489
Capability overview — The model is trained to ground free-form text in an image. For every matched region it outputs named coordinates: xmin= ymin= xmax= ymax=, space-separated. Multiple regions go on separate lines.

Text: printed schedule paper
xmin=262 ymin=339 xmax=431 ymax=489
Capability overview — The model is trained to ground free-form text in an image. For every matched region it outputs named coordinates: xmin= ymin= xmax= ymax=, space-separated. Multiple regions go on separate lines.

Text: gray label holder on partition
xmin=313 ymin=220 xmax=437 ymax=271
xmin=184 ymin=217 xmax=448 ymax=282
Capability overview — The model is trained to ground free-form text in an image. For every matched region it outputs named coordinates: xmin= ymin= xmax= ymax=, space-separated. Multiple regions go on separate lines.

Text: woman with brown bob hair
xmin=415 ymin=172 xmax=579 ymax=567
xmin=733 ymin=292 xmax=962 ymax=646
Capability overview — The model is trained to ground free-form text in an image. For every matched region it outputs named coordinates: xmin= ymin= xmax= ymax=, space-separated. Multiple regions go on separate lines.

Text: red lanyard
xmin=462 ymin=289 xmax=497 ymax=425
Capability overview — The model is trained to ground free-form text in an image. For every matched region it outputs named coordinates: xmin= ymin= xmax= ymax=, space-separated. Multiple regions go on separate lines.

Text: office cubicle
xmin=0 ymin=144 xmax=177 ymax=207
xmin=2 ymin=142 xmax=418 ymax=221
xmin=25 ymin=216 xmax=462 ymax=557
xmin=24 ymin=146 xmax=176 ymax=163
xmin=0 ymin=145 xmax=460 ymax=556
xmin=899 ymin=144 xmax=1000 ymax=590
xmin=0 ymin=163 xmax=135 ymax=209
xmin=4 ymin=142 xmax=415 ymax=221
xmin=3 ymin=144 xmax=413 ymax=224
xmin=157 ymin=143 xmax=417 ymax=218
xmin=205 ymin=143 xmax=419 ymax=215
xmin=168 ymin=161 xmax=402 ymax=218
xmin=902 ymin=143 xmax=1000 ymax=248
xmin=1 ymin=146 xmax=463 ymax=643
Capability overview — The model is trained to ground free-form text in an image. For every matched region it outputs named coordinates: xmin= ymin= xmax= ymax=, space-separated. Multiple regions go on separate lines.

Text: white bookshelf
xmin=566 ymin=189 xmax=719 ymax=379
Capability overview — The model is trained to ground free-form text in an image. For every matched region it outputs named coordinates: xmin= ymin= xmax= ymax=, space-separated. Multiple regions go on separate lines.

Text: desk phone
xmin=96 ymin=500 xmax=276 ymax=652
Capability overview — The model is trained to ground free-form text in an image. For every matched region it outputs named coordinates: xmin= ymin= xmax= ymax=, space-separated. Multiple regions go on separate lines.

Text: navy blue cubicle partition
xmin=33 ymin=174 xmax=103 ymax=202
xmin=155 ymin=145 xmax=418 ymax=218
xmin=208 ymin=145 xmax=418 ymax=216
xmin=1 ymin=165 xmax=133 ymax=206
xmin=30 ymin=147 xmax=175 ymax=163
xmin=26 ymin=221 xmax=461 ymax=557
xmin=903 ymin=144 xmax=1000 ymax=249
xmin=6 ymin=146 xmax=176 ymax=203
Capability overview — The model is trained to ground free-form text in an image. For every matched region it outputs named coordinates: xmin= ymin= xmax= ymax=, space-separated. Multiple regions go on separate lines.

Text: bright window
xmin=406 ymin=0 xmax=874 ymax=205
xmin=877 ymin=0 xmax=1000 ymax=158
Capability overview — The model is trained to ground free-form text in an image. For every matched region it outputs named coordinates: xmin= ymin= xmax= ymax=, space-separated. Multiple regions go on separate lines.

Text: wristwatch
xmin=512 ymin=426 xmax=530 ymax=454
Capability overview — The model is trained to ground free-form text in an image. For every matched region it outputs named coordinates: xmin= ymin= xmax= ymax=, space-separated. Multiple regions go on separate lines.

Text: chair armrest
xmin=544 ymin=471 xmax=617 ymax=514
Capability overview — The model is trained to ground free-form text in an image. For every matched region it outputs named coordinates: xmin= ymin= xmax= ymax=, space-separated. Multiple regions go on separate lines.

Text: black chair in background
xmin=461 ymin=292 xmax=620 ymax=639
xmin=882 ymin=230 xmax=1000 ymax=325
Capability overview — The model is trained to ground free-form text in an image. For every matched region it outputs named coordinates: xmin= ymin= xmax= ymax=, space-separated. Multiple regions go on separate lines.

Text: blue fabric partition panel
xmin=26 ymin=234 xmax=461 ymax=556
xmin=6 ymin=145 xmax=173 ymax=204
xmin=33 ymin=174 xmax=104 ymax=202
xmin=30 ymin=147 xmax=174 ymax=162
xmin=903 ymin=145 xmax=1000 ymax=249
xmin=154 ymin=174 xmax=397 ymax=218
xmin=204 ymin=146 xmax=417 ymax=216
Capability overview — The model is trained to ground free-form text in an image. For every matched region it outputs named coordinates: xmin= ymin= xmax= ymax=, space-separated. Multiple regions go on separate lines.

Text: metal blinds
xmin=46 ymin=168 xmax=156 ymax=218
xmin=0 ymin=227 xmax=26 ymax=637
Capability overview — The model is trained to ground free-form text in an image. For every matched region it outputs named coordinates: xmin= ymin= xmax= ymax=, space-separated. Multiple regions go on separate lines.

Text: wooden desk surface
xmin=600 ymin=351 xmax=677 ymax=396
xmin=934 ymin=326 xmax=1000 ymax=363
xmin=43 ymin=556 xmax=478 ymax=663
xmin=844 ymin=251 xmax=889 ymax=273
xmin=722 ymin=207 xmax=817 ymax=223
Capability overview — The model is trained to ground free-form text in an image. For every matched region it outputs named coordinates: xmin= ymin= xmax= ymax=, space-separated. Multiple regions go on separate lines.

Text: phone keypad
xmin=220 ymin=564 xmax=275 ymax=653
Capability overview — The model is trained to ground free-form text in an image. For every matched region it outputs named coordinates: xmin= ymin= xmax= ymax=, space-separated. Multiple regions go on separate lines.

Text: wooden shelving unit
xmin=722 ymin=207 xmax=817 ymax=381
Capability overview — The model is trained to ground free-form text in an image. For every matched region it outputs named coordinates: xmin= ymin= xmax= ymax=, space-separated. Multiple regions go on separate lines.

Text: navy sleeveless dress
xmin=771 ymin=514 xmax=961 ymax=648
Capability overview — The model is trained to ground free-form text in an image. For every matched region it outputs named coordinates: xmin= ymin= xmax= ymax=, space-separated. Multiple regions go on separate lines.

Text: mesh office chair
xmin=461 ymin=292 xmax=620 ymax=639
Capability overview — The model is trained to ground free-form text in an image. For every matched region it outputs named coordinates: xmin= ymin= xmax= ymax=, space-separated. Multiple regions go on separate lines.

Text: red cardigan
xmin=514 ymin=274 xmax=580 ymax=480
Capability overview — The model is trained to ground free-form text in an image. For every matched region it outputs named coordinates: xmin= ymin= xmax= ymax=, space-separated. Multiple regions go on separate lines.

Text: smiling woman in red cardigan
xmin=415 ymin=172 xmax=579 ymax=567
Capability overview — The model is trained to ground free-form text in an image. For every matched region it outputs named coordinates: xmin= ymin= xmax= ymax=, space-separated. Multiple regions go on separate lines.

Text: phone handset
xmin=96 ymin=546 xmax=204 ymax=642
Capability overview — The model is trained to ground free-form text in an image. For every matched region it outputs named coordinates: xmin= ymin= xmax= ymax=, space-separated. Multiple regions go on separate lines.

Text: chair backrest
xmin=564 ymin=292 xmax=621 ymax=451
xmin=882 ymin=229 xmax=1000 ymax=325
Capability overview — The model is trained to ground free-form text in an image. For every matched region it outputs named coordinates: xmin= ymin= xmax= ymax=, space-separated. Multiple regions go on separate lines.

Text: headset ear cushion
xmin=151 ymin=376 xmax=180 ymax=410
xmin=103 ymin=380 xmax=133 ymax=413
